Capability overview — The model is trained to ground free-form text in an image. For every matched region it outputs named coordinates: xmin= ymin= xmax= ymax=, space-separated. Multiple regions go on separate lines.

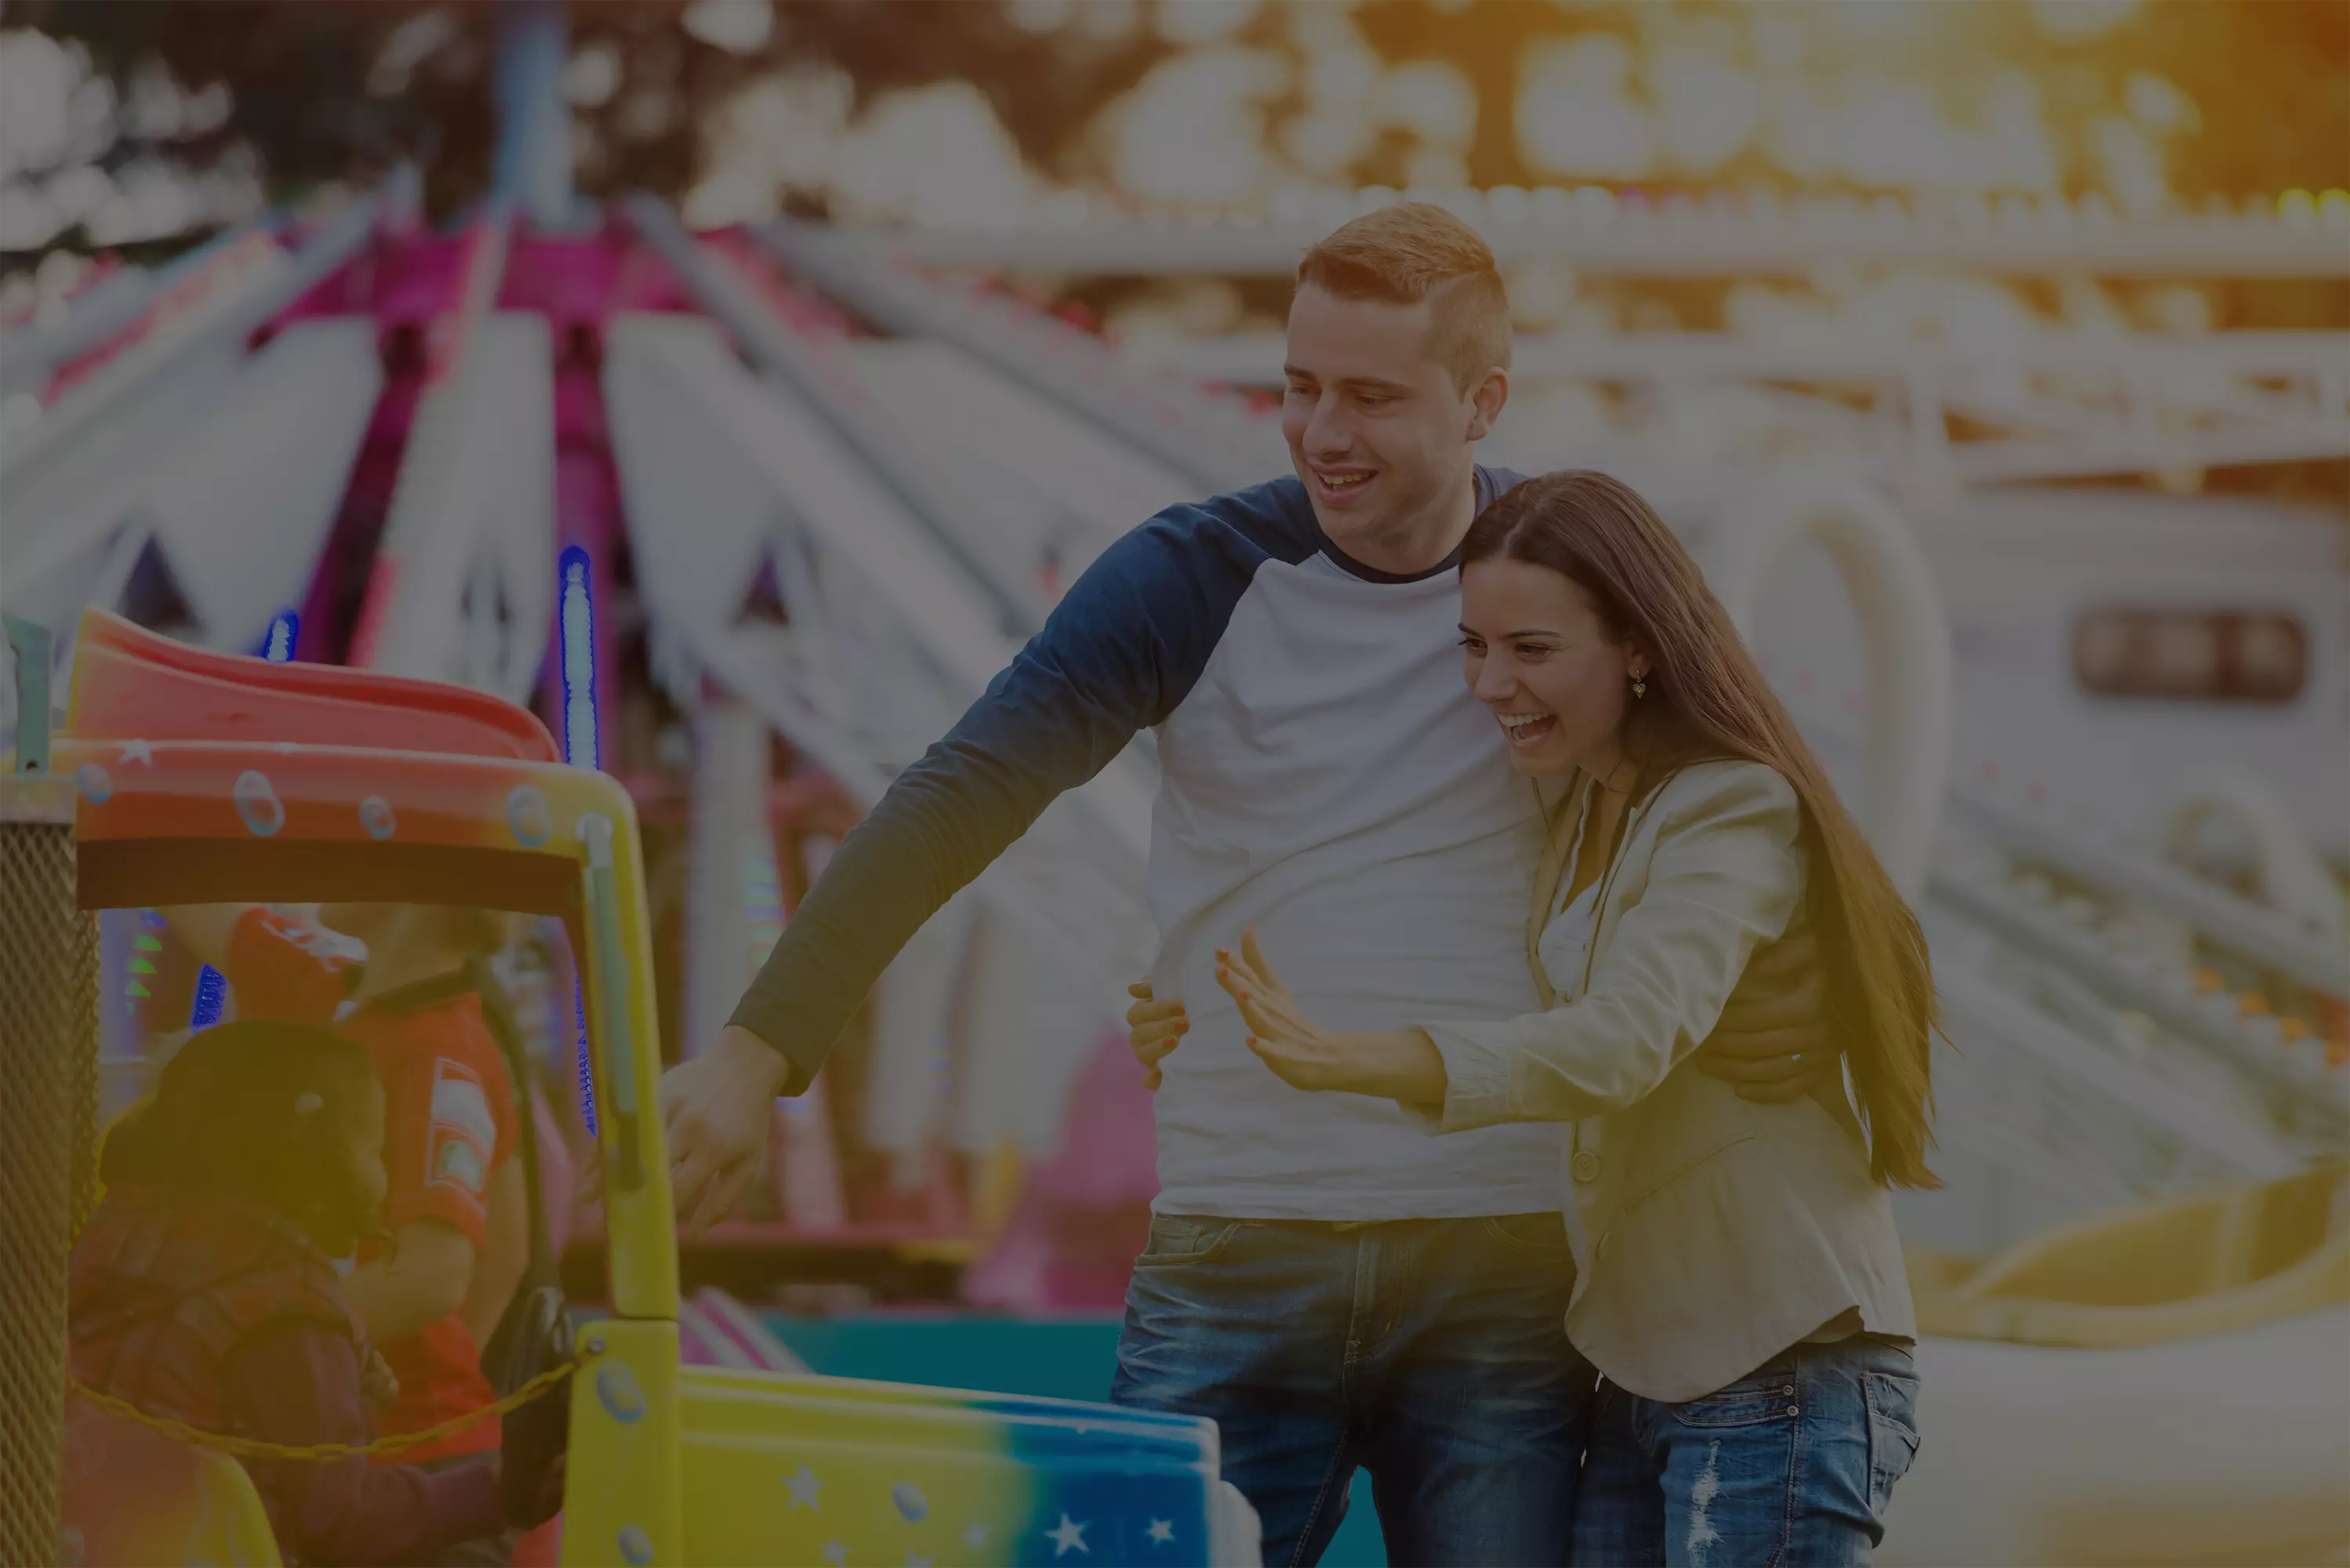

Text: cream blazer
xmin=1419 ymin=759 xmax=1916 ymax=1403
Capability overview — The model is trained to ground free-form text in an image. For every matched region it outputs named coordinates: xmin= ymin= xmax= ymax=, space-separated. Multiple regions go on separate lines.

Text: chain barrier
xmin=67 ymin=1349 xmax=588 ymax=1463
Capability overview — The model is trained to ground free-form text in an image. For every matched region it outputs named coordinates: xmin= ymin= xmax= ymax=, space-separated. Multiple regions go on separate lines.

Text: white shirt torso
xmin=1146 ymin=553 xmax=1564 ymax=1220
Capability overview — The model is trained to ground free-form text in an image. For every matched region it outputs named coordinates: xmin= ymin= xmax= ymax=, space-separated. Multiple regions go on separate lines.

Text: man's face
xmin=1280 ymin=282 xmax=1500 ymax=566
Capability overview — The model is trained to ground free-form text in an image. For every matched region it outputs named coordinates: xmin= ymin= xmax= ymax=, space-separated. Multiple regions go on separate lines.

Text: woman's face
xmin=1459 ymin=557 xmax=1645 ymax=779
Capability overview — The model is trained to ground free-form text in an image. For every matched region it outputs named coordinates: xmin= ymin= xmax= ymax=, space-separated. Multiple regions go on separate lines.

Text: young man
xmin=662 ymin=205 xmax=1830 ymax=1566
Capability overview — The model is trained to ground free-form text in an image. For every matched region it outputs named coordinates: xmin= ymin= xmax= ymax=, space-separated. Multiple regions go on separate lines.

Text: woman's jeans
xmin=1112 ymin=1212 xmax=1595 ymax=1567
xmin=1572 ymin=1335 xmax=1921 ymax=1568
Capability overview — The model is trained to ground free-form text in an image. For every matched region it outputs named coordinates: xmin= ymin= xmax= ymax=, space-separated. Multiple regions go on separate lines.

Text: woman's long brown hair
xmin=1462 ymin=470 xmax=1939 ymax=1188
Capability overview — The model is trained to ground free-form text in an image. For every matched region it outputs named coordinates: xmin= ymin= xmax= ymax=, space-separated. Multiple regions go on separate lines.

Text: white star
xmin=784 ymin=1465 xmax=824 ymax=1510
xmin=1046 ymin=1514 xmax=1090 ymax=1557
xmin=117 ymin=739 xmax=154 ymax=768
xmin=961 ymin=1523 xmax=990 ymax=1550
xmin=1146 ymin=1519 xmax=1175 ymax=1546
xmin=821 ymin=1541 xmax=848 ymax=1566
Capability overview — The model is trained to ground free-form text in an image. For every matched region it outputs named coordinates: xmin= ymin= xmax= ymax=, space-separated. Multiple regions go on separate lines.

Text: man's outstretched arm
xmin=658 ymin=502 xmax=1274 ymax=1230
xmin=662 ymin=677 xmax=1135 ymax=1232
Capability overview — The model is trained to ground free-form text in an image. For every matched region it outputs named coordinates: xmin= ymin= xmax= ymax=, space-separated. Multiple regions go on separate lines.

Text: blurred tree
xmin=4 ymin=0 xmax=2342 ymax=247
xmin=5 ymin=0 xmax=1171 ymax=231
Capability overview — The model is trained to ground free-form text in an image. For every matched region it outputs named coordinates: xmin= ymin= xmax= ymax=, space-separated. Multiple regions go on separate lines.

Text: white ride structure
xmin=1139 ymin=324 xmax=2350 ymax=496
xmin=0 ymin=201 xmax=385 ymax=688
xmin=342 ymin=205 xmax=558 ymax=709
xmin=851 ymin=185 xmax=2350 ymax=280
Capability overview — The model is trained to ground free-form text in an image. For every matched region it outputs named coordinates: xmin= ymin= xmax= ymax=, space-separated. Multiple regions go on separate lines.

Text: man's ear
xmin=1465 ymin=365 xmax=1509 ymax=441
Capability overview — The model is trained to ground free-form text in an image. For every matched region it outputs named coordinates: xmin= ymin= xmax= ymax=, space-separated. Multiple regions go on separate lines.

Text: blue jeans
xmin=1111 ymin=1213 xmax=1593 ymax=1567
xmin=1571 ymin=1336 xmax=1922 ymax=1568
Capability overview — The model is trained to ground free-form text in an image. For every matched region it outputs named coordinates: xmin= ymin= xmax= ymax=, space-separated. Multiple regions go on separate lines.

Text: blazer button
xmin=1571 ymin=1149 xmax=1603 ymax=1184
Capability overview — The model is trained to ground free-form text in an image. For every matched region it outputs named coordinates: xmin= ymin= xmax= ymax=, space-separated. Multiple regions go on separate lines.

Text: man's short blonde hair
xmin=1295 ymin=203 xmax=1513 ymax=393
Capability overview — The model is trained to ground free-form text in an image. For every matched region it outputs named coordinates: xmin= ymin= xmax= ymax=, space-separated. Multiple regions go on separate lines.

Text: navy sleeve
xmin=728 ymin=480 xmax=1312 ymax=1091
xmin=1480 ymin=464 xmax=1531 ymax=506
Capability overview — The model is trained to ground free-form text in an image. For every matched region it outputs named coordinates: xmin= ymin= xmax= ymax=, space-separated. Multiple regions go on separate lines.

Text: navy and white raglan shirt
xmin=732 ymin=463 xmax=1567 ymax=1221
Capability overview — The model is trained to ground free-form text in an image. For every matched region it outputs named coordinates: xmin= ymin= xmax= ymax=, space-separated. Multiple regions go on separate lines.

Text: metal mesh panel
xmin=0 ymin=808 xmax=97 ymax=1568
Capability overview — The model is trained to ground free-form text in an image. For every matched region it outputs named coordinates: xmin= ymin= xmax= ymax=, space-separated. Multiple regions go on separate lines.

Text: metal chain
xmin=68 ymin=1351 xmax=587 ymax=1463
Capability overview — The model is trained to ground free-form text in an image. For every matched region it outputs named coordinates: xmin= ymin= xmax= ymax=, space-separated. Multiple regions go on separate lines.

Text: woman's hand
xmin=1215 ymin=930 xmax=1336 ymax=1084
xmin=1217 ymin=930 xmax=1448 ymax=1103
xmin=1126 ymin=980 xmax=1187 ymax=1091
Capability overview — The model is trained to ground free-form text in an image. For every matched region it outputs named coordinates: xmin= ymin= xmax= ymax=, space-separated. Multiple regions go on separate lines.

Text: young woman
xmin=1132 ymin=470 xmax=1934 ymax=1566
xmin=70 ymin=1020 xmax=562 ymax=1565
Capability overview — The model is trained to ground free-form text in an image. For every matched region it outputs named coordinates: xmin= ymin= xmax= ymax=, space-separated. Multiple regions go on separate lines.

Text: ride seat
xmin=61 ymin=1394 xmax=281 ymax=1567
xmin=1913 ymin=1163 xmax=2350 ymax=1346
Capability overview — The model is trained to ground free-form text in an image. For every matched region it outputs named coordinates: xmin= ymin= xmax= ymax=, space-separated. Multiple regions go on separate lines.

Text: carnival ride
xmin=2 ymin=81 xmax=2347 ymax=1568
xmin=22 ymin=608 xmax=1259 ymax=1568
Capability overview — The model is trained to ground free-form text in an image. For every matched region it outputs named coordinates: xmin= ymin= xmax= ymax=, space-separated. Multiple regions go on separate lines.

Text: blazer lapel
xmin=1524 ymin=773 xmax=1587 ymax=1010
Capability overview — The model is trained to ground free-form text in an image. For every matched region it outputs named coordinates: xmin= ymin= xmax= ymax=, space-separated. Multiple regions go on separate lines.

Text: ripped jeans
xmin=1571 ymin=1336 xmax=1921 ymax=1568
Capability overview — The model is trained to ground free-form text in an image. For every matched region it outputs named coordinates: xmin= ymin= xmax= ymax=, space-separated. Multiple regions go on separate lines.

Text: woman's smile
xmin=1494 ymin=708 xmax=1560 ymax=746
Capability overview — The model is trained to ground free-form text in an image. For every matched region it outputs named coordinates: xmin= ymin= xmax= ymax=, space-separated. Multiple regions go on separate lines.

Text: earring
xmin=1632 ymin=670 xmax=1648 ymax=699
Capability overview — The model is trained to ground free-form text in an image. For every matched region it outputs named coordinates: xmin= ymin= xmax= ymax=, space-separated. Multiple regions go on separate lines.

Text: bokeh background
xmin=5 ymin=5 xmax=2347 ymax=1566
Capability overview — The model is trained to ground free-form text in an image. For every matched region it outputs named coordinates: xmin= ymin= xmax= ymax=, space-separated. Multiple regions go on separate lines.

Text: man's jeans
xmin=1571 ymin=1335 xmax=1923 ymax=1568
xmin=1111 ymin=1213 xmax=1593 ymax=1568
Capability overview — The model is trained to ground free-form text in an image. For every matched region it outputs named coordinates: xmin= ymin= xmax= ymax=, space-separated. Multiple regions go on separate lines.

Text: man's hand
xmin=659 ymin=1025 xmax=791 ymax=1237
xmin=1125 ymin=980 xmax=1187 ymax=1090
xmin=1699 ymin=927 xmax=1840 ymax=1102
